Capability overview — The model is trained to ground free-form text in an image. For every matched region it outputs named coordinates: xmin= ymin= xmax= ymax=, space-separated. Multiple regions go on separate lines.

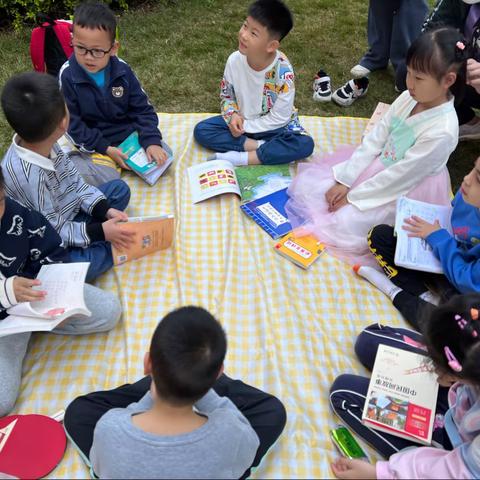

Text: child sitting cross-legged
xmin=1 ymin=71 xmax=134 ymax=282
xmin=330 ymin=294 xmax=480 ymax=479
xmin=357 ymin=156 xmax=480 ymax=330
xmin=0 ymin=167 xmax=121 ymax=417
xmin=64 ymin=306 xmax=287 ymax=479
xmin=193 ymin=0 xmax=314 ymax=166
xmin=59 ymin=2 xmax=168 ymax=186
xmin=286 ymin=27 xmax=466 ymax=267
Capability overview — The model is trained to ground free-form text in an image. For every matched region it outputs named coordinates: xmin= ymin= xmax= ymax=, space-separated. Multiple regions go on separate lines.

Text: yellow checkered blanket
xmin=16 ymin=114 xmax=407 ymax=479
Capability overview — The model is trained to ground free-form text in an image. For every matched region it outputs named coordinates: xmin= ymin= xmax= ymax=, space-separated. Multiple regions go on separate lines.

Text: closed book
xmin=362 ymin=344 xmax=439 ymax=445
xmin=240 ymin=188 xmax=292 ymax=239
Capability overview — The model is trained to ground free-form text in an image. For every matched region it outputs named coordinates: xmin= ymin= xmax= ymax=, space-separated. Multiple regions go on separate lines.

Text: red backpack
xmin=30 ymin=15 xmax=73 ymax=77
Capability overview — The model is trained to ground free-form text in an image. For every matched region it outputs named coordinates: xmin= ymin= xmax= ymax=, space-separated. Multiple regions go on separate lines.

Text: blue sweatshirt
xmin=426 ymin=191 xmax=480 ymax=292
xmin=59 ymin=55 xmax=162 ymax=155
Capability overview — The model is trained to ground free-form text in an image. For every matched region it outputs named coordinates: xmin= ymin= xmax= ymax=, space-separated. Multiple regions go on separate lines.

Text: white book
xmin=0 ymin=263 xmax=91 ymax=338
xmin=362 ymin=345 xmax=439 ymax=445
xmin=188 ymin=160 xmax=240 ymax=203
xmin=394 ymin=197 xmax=452 ymax=274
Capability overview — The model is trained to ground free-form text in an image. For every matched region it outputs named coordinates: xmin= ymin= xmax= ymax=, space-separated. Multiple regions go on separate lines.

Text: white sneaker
xmin=312 ymin=69 xmax=332 ymax=102
xmin=350 ymin=64 xmax=371 ymax=78
xmin=459 ymin=119 xmax=480 ymax=141
xmin=332 ymin=78 xmax=369 ymax=107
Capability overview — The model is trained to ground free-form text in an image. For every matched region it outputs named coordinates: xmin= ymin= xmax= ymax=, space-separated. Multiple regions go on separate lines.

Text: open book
xmin=118 ymin=132 xmax=173 ymax=186
xmin=394 ymin=197 xmax=452 ymax=273
xmin=112 ymin=215 xmax=174 ymax=265
xmin=0 ymin=263 xmax=91 ymax=338
xmin=188 ymin=160 xmax=292 ymax=204
xmin=362 ymin=345 xmax=439 ymax=445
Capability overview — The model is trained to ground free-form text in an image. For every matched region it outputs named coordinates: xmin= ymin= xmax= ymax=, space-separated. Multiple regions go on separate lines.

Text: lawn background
xmin=0 ymin=0 xmax=477 ymax=188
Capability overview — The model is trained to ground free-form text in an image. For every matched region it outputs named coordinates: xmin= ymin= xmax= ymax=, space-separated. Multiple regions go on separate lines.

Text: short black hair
xmin=149 ymin=306 xmax=227 ymax=406
xmin=1 ymin=72 xmax=67 ymax=143
xmin=73 ymin=2 xmax=117 ymax=43
xmin=406 ymin=26 xmax=468 ymax=103
xmin=248 ymin=0 xmax=293 ymax=41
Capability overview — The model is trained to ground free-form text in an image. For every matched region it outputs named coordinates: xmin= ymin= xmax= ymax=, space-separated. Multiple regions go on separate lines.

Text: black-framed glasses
xmin=72 ymin=44 xmax=114 ymax=58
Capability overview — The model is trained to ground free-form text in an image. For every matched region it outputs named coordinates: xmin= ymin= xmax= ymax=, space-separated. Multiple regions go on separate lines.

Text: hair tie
xmin=444 ymin=346 xmax=463 ymax=372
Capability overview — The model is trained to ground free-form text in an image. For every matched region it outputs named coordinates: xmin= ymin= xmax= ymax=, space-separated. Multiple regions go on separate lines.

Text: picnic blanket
xmin=15 ymin=113 xmax=407 ymax=479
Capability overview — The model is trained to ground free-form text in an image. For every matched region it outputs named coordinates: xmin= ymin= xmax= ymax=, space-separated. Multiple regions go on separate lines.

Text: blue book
xmin=118 ymin=132 xmax=173 ymax=186
xmin=240 ymin=187 xmax=292 ymax=239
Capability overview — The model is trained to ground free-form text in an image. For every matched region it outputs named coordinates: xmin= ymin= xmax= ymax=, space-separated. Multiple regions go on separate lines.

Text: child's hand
xmin=102 ymin=217 xmax=136 ymax=251
xmin=146 ymin=145 xmax=169 ymax=165
xmin=13 ymin=277 xmax=46 ymax=303
xmin=106 ymin=146 xmax=131 ymax=170
xmin=402 ymin=215 xmax=441 ymax=239
xmin=331 ymin=458 xmax=377 ymax=479
xmin=467 ymin=59 xmax=480 ymax=94
xmin=229 ymin=113 xmax=245 ymax=137
xmin=329 ymin=195 xmax=349 ymax=212
xmin=106 ymin=208 xmax=128 ymax=222
xmin=326 ymin=183 xmax=349 ymax=208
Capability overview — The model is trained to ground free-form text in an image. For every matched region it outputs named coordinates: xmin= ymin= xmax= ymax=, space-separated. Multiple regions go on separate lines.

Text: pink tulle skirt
xmin=286 ymin=146 xmax=451 ymax=267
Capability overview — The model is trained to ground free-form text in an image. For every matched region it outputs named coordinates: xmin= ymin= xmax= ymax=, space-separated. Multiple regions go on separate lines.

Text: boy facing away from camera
xmin=1 ymin=71 xmax=134 ymax=282
xmin=194 ymin=0 xmax=314 ymax=166
xmin=64 ymin=306 xmax=287 ymax=479
xmin=59 ymin=2 xmax=168 ymax=186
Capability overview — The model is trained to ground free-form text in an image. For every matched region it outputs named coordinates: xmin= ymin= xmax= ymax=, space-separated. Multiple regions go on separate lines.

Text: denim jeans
xmin=69 ymin=179 xmax=130 ymax=281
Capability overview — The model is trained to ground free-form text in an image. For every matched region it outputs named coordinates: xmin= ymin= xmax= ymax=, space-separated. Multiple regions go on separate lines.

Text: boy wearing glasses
xmin=59 ymin=2 xmax=167 ymax=186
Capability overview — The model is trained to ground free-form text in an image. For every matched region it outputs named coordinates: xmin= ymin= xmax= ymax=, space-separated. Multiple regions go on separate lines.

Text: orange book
xmin=112 ymin=215 xmax=174 ymax=265
xmin=274 ymin=233 xmax=325 ymax=269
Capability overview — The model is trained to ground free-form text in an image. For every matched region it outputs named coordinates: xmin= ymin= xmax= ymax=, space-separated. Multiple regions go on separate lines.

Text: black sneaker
xmin=312 ymin=69 xmax=332 ymax=102
xmin=332 ymin=77 xmax=369 ymax=107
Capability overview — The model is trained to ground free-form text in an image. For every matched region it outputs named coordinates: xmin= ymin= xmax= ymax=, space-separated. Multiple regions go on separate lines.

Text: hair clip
xmin=444 ymin=346 xmax=463 ymax=372
xmin=456 ymin=41 xmax=466 ymax=51
xmin=455 ymin=314 xmax=468 ymax=330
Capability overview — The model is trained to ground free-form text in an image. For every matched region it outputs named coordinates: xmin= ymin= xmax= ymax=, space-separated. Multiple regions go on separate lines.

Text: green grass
xmin=0 ymin=0 xmax=476 ymax=188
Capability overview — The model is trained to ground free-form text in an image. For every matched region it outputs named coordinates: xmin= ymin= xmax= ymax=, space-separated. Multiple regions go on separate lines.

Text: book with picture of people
xmin=0 ymin=263 xmax=91 ymax=337
xmin=362 ymin=344 xmax=439 ymax=445
xmin=111 ymin=215 xmax=175 ymax=265
xmin=118 ymin=132 xmax=174 ymax=186
xmin=394 ymin=197 xmax=453 ymax=273
xmin=188 ymin=160 xmax=292 ymax=204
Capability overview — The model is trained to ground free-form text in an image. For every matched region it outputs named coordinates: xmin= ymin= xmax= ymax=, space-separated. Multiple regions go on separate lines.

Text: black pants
xmin=64 ymin=374 xmax=287 ymax=479
xmin=368 ymin=224 xmax=458 ymax=329
xmin=330 ymin=324 xmax=451 ymax=458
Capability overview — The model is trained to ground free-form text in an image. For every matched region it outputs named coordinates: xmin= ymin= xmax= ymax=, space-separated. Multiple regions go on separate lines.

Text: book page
xmin=8 ymin=263 xmax=89 ymax=317
xmin=394 ymin=197 xmax=452 ymax=274
xmin=188 ymin=160 xmax=241 ymax=203
xmin=235 ymin=164 xmax=292 ymax=203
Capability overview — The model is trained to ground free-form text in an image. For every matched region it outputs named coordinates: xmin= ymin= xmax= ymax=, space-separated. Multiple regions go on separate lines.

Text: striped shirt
xmin=1 ymin=135 xmax=106 ymax=248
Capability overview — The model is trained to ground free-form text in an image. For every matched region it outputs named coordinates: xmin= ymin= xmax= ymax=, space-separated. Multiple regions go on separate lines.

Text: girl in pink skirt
xmin=286 ymin=27 xmax=467 ymax=267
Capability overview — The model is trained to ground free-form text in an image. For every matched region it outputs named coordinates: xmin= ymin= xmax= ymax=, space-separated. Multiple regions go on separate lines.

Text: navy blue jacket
xmin=59 ymin=55 xmax=162 ymax=154
xmin=0 ymin=197 xmax=69 ymax=318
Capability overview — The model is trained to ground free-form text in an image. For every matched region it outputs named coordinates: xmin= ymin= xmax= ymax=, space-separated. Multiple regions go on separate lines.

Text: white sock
xmin=354 ymin=265 xmax=402 ymax=301
xmin=207 ymin=151 xmax=249 ymax=166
